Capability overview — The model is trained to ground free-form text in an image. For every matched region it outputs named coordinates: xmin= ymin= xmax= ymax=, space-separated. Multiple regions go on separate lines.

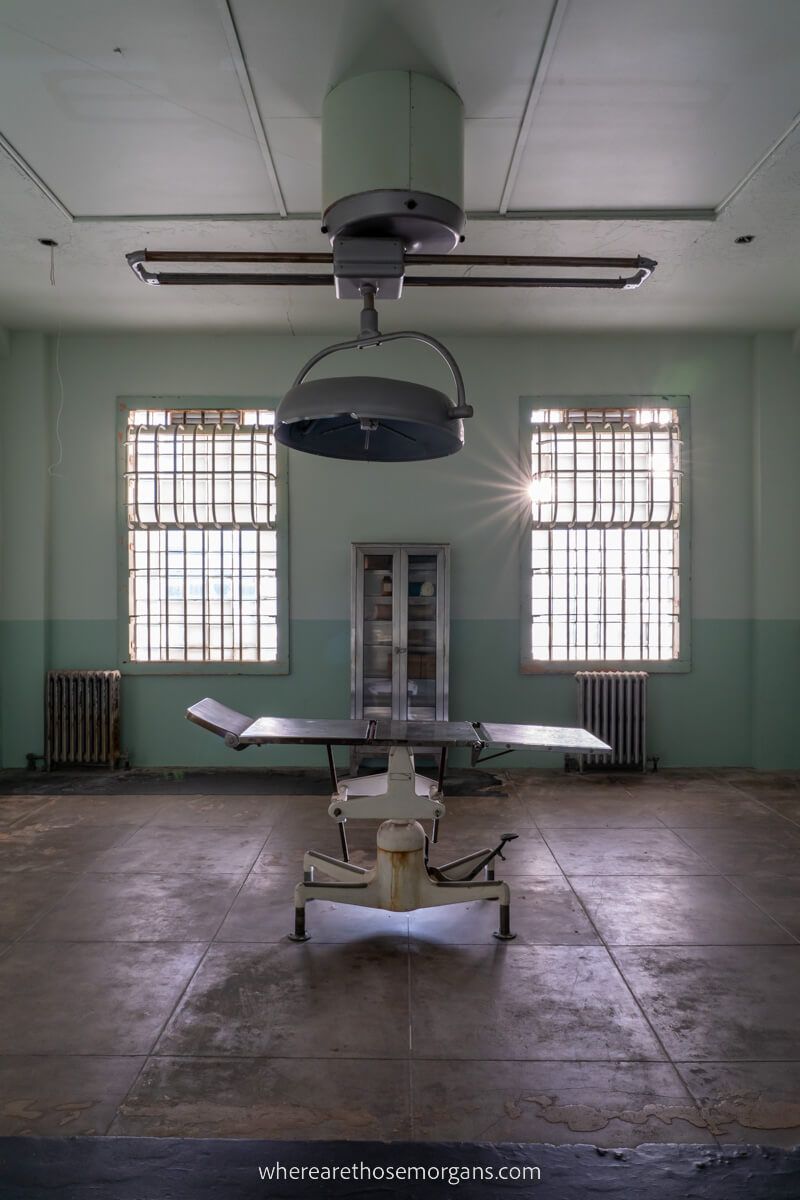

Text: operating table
xmin=187 ymin=698 xmax=610 ymax=941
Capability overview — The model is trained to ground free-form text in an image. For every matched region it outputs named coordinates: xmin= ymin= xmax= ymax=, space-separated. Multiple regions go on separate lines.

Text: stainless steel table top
xmin=187 ymin=699 xmax=612 ymax=756
xmin=239 ymin=717 xmax=374 ymax=745
xmin=477 ymin=721 xmax=611 ymax=754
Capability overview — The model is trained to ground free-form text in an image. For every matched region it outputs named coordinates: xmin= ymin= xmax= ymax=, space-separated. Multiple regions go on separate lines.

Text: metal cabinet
xmin=351 ymin=544 xmax=450 ymax=756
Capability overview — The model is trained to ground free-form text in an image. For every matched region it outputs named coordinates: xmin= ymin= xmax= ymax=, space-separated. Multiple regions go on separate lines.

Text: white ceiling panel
xmin=0 ymin=0 xmax=274 ymax=214
xmin=511 ymin=0 xmax=800 ymax=210
xmin=229 ymin=0 xmax=553 ymax=118
xmin=463 ymin=120 xmax=520 ymax=213
xmin=262 ymin=119 xmax=321 ymax=215
xmin=0 ymin=0 xmax=799 ymax=332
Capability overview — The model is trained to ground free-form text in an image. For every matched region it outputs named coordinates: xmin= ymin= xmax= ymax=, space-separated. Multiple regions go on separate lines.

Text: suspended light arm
xmin=291 ymin=328 xmax=472 ymax=421
xmin=274 ymin=293 xmax=472 ymax=462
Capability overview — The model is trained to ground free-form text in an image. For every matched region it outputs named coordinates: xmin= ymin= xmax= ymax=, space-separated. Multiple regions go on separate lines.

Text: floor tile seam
xmin=102 ymin=933 xmax=220 ymax=1134
xmin=588 ymin=940 xmax=800 ymax=949
xmin=105 ymin=828 xmax=279 ymax=1123
xmin=107 ymin=1051 xmax=682 ymax=1063
xmin=1 ymin=798 xmax=51 ymax=830
xmin=109 ymin=859 xmax=285 ymax=1119
xmin=110 ymin=821 xmax=277 ymax=835
xmin=94 ymin=823 xmax=274 ymax=882
xmin=2 ymin=863 xmax=107 ymax=950
xmin=719 ymin=874 xmax=800 ymax=945
xmin=42 ymin=868 xmax=252 ymax=883
xmin=0 ymin=1051 xmax=148 ymax=1059
xmin=563 ymin=870 xmax=726 ymax=878
xmin=670 ymin=1059 xmax=735 ymax=1150
xmin=667 ymin=824 xmax=800 ymax=881
xmin=2 ymin=1051 xmax=798 ymax=1063
xmin=95 ymin=938 xmax=800 ymax=952
xmin=21 ymin=936 xmax=253 ymax=945
xmin=565 ymin=871 xmax=729 ymax=879
xmin=530 ymin=822 xmax=673 ymax=832
xmin=137 ymin=818 xmax=280 ymax=832
xmin=755 ymin=804 xmax=800 ymax=831
xmin=534 ymin=825 xmax=680 ymax=1071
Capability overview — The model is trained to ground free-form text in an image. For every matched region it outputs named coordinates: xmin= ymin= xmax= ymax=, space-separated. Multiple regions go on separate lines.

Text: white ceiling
xmin=0 ymin=0 xmax=799 ymax=333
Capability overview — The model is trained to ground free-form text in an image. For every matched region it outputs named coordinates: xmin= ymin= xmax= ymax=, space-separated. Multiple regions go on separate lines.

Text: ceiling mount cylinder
xmin=321 ymin=70 xmax=465 ymax=254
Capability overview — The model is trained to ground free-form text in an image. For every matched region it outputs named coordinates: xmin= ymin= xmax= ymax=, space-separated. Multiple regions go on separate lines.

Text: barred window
xmin=527 ymin=405 xmax=683 ymax=664
xmin=125 ymin=408 xmax=279 ymax=663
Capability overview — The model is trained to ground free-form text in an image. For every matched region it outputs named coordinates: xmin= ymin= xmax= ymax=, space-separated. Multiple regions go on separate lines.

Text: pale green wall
xmin=0 ymin=329 xmax=796 ymax=769
xmin=752 ymin=334 xmax=800 ymax=768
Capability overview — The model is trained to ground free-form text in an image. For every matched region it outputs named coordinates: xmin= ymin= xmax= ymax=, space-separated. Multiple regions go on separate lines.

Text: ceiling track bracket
xmin=125 ymin=250 xmax=657 ymax=291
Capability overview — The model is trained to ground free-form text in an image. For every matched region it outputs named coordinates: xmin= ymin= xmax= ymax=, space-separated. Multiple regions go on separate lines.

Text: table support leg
xmin=338 ymin=819 xmax=350 ymax=863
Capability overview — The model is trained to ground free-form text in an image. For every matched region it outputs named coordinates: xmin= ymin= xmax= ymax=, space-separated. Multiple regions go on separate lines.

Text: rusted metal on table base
xmin=294 ymin=813 xmax=516 ymax=943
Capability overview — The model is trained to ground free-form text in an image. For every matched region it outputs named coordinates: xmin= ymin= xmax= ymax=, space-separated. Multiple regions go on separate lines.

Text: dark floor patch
xmin=0 ymin=767 xmax=507 ymax=799
xmin=0 ymin=1138 xmax=798 ymax=1199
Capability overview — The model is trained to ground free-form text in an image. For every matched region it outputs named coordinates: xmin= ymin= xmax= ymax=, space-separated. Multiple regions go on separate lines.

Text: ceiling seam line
xmin=0 ymin=131 xmax=73 ymax=222
xmin=215 ymin=0 xmax=287 ymax=217
xmin=715 ymin=107 xmax=800 ymax=215
xmin=498 ymin=0 xmax=570 ymax=215
xmin=72 ymin=207 xmax=717 ymax=224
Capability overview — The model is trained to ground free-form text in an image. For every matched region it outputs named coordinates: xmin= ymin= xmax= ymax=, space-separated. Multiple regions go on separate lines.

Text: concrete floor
xmin=0 ymin=767 xmax=799 ymax=1146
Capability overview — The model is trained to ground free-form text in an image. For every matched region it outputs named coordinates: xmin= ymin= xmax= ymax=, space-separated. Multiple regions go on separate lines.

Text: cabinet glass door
xmin=405 ymin=552 xmax=439 ymax=720
xmin=359 ymin=551 xmax=397 ymax=719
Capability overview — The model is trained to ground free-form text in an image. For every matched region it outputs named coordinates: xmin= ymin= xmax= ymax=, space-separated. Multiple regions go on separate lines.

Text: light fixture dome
xmin=277 ymin=375 xmax=465 ymax=461
xmin=275 ymin=292 xmax=473 ymax=462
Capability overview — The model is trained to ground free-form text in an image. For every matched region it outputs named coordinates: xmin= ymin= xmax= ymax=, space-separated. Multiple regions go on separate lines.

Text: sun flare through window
xmin=527 ymin=405 xmax=683 ymax=665
xmin=125 ymin=408 xmax=279 ymax=663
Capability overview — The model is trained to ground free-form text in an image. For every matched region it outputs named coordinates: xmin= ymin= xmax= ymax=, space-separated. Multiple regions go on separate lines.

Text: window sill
xmin=520 ymin=658 xmax=690 ymax=675
xmin=120 ymin=659 xmax=289 ymax=677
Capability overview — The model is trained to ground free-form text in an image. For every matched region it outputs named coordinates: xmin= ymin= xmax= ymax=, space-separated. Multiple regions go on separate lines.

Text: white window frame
xmin=519 ymin=396 xmax=691 ymax=674
xmin=117 ymin=398 xmax=289 ymax=675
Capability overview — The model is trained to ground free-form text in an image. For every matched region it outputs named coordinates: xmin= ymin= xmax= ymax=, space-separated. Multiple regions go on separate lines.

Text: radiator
xmin=576 ymin=670 xmax=648 ymax=770
xmin=45 ymin=670 xmax=121 ymax=770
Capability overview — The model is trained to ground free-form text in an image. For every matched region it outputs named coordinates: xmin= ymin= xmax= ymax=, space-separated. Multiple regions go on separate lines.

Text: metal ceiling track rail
xmin=126 ymin=250 xmax=657 ymax=291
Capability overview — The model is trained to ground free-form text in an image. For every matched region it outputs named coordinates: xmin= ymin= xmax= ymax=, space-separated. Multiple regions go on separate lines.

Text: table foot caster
xmin=493 ymin=903 xmax=517 ymax=941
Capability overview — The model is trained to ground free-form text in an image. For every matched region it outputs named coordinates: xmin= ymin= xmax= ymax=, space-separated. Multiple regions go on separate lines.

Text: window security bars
xmin=529 ymin=407 xmax=682 ymax=663
xmin=126 ymin=409 xmax=278 ymax=663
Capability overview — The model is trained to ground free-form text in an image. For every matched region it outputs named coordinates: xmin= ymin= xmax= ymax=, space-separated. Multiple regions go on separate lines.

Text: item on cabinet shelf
xmin=420 ymin=580 xmax=435 ymax=597
xmin=408 ymin=653 xmax=436 ymax=678
xmin=368 ymin=649 xmax=392 ymax=675
xmin=371 ymin=602 xmax=392 ymax=620
xmin=381 ymin=575 xmax=393 ymax=595
xmin=366 ymin=679 xmax=393 ymax=698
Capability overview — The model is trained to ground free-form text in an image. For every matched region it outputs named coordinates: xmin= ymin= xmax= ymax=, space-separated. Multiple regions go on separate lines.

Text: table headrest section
xmin=186 ymin=698 xmax=254 ymax=742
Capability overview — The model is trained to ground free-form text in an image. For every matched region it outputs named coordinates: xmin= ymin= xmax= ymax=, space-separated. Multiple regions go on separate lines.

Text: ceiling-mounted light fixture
xmin=125 ymin=70 xmax=658 ymax=465
xmin=276 ymin=70 xmax=473 ymax=462
xmin=275 ymin=287 xmax=472 ymax=462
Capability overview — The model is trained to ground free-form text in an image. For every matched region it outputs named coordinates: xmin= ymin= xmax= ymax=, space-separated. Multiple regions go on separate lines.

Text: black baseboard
xmin=1 ymin=1138 xmax=798 ymax=1200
